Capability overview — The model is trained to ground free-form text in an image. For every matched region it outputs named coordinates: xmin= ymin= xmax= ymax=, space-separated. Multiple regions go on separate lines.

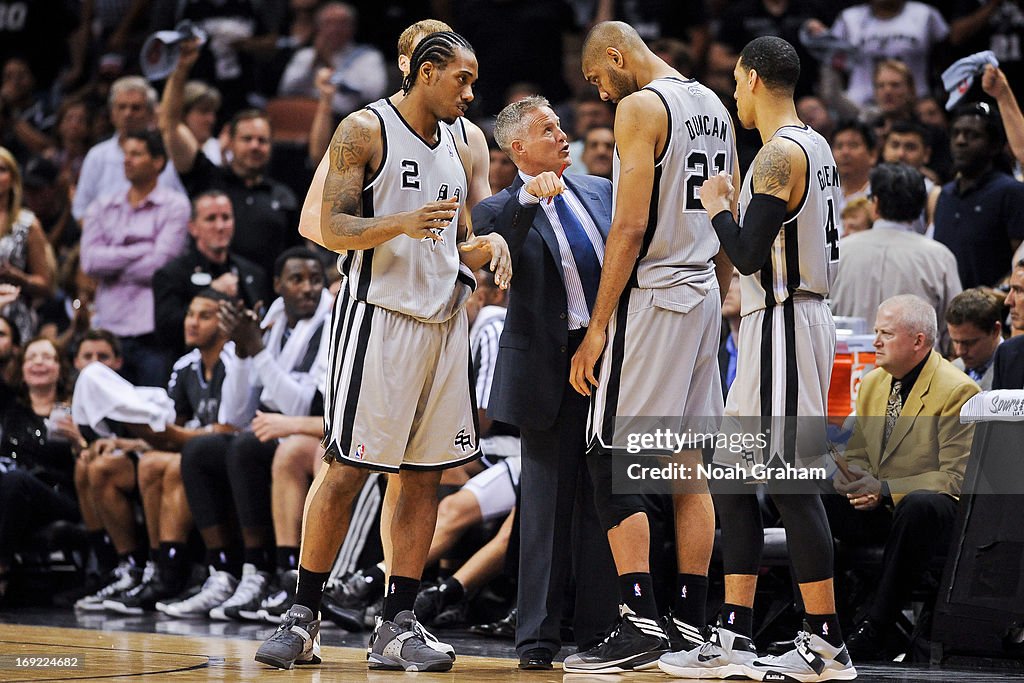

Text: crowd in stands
xmin=2 ymin=0 xmax=1024 ymax=663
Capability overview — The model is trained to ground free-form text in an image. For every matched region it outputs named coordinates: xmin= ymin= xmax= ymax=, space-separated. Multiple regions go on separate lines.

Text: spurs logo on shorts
xmin=454 ymin=428 xmax=475 ymax=452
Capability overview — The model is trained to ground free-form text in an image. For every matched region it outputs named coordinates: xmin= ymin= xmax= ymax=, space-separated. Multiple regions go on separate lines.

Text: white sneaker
xmin=659 ymin=621 xmax=758 ymax=679
xmin=744 ymin=629 xmax=857 ymax=682
xmin=162 ymin=567 xmax=238 ymax=618
xmin=209 ymin=563 xmax=270 ymax=621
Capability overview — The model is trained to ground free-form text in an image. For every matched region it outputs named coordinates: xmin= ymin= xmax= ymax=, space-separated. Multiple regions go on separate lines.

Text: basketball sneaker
xmin=257 ymin=569 xmax=298 ymax=624
xmin=659 ymin=618 xmax=758 ymax=678
xmin=210 ymin=563 xmax=271 ymax=621
xmin=321 ymin=569 xmax=377 ymax=631
xmin=562 ymin=605 xmax=670 ymax=674
xmin=74 ymin=561 xmax=143 ymax=611
xmin=366 ymin=610 xmax=454 ymax=672
xmin=255 ymin=604 xmax=322 ymax=670
xmin=662 ymin=610 xmax=705 ymax=652
xmin=161 ymin=567 xmax=237 ymax=618
xmin=744 ymin=627 xmax=857 ymax=682
xmin=104 ymin=563 xmax=187 ymax=614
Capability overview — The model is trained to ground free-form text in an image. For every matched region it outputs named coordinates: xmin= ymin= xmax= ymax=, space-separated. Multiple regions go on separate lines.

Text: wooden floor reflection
xmin=2 ymin=622 xmax=1024 ymax=682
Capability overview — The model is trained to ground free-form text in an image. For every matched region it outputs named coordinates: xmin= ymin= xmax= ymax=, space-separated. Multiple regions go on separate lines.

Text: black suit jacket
xmin=473 ymin=173 xmax=612 ymax=431
xmin=992 ymin=335 xmax=1024 ymax=390
xmin=152 ymin=244 xmax=270 ymax=357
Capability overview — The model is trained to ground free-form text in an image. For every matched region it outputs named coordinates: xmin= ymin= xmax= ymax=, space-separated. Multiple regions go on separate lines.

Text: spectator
xmin=80 ymin=131 xmax=190 ymax=387
xmin=982 ymin=64 xmax=1024 ymax=169
xmin=880 ymin=121 xmax=941 ymax=231
xmin=278 ymin=2 xmax=387 ymax=118
xmin=993 ymin=260 xmax=1024 ymax=387
xmin=828 ymin=0 xmax=949 ymax=107
xmin=182 ymin=81 xmax=223 ymax=167
xmin=72 ymin=77 xmax=184 ymax=221
xmin=22 ymin=156 xmax=78 ymax=262
xmin=0 ymin=286 xmax=20 ymax=380
xmin=915 ymin=94 xmax=948 ymax=131
xmin=37 ymin=246 xmax=96 ymax=356
xmin=951 ymin=0 xmax=1024 ymax=95
xmin=153 ymin=191 xmax=269 ymax=359
xmin=161 ymin=39 xmax=298 ymax=279
xmin=946 ymin=288 xmax=1004 ymax=390
xmin=832 ymin=163 xmax=962 ymax=352
xmin=580 ymin=125 xmax=614 ymax=179
xmin=595 ymin=0 xmax=710 ymax=63
xmin=0 ymin=147 xmax=54 ymax=342
xmin=165 ymin=0 xmax=282 ymax=117
xmin=828 ymin=294 xmax=978 ymax=661
xmin=713 ymin=0 xmax=826 ymax=97
xmin=933 ymin=102 xmax=1024 ymax=289
xmin=48 ymin=97 xmax=94 ymax=189
xmin=488 ymin=143 xmax=518 ymax=196
xmin=841 ymin=196 xmax=874 ymax=235
xmin=565 ymin=91 xmax=614 ymax=176
xmin=832 ymin=119 xmax=878 ymax=214
xmin=869 ymin=59 xmax=917 ymax=135
xmin=798 ymin=95 xmax=836 ymax=139
xmin=0 ymin=336 xmax=85 ymax=600
xmin=0 ymin=57 xmax=53 ymax=157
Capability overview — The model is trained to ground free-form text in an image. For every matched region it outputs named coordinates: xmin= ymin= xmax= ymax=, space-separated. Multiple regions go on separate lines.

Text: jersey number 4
xmin=684 ymin=150 xmax=728 ymax=211
xmin=824 ymin=197 xmax=839 ymax=262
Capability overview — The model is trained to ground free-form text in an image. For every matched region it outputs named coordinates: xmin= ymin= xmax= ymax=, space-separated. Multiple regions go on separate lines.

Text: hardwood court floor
xmin=2 ymin=617 xmax=1024 ymax=682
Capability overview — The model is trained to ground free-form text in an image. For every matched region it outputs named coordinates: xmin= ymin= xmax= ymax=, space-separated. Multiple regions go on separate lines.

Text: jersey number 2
xmin=684 ymin=150 xmax=727 ymax=211
xmin=401 ymin=160 xmax=420 ymax=189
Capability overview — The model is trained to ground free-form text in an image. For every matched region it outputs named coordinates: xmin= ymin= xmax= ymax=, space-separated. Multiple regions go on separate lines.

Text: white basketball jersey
xmin=738 ymin=124 xmax=842 ymax=316
xmin=612 ymin=76 xmax=733 ymax=290
xmin=341 ymin=99 xmax=472 ymax=323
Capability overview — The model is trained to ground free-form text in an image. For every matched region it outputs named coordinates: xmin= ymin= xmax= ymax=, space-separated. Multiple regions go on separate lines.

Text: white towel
xmin=960 ymin=390 xmax=1024 ymax=423
xmin=71 ymin=361 xmax=176 ymax=432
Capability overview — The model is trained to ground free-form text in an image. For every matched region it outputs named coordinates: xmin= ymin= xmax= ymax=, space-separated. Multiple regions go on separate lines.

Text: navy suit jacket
xmin=993 ymin=335 xmax=1024 ymax=390
xmin=473 ymin=173 xmax=612 ymax=431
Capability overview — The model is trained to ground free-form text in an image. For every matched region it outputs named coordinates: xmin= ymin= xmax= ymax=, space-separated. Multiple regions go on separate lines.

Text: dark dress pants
xmin=824 ymin=488 xmax=958 ymax=623
xmin=516 ymin=371 xmax=618 ymax=657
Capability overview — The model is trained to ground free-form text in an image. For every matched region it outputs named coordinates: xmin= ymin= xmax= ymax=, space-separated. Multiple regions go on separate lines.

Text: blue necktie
xmin=552 ymin=193 xmax=601 ymax=313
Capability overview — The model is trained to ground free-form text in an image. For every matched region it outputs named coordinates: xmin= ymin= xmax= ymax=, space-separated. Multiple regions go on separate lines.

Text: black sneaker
xmin=367 ymin=610 xmax=454 ymax=672
xmin=254 ymin=604 xmax=322 ymax=670
xmin=321 ymin=570 xmax=377 ymax=631
xmin=663 ymin=610 xmax=705 ymax=652
xmin=414 ymin=583 xmax=468 ymax=627
xmin=74 ymin=561 xmax=144 ymax=611
xmin=257 ymin=569 xmax=298 ymax=624
xmin=103 ymin=568 xmax=185 ymax=615
xmin=561 ymin=605 xmax=670 ymax=673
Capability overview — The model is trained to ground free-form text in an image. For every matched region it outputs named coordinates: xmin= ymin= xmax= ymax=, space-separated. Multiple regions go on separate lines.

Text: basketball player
xmin=255 ymin=31 xmax=511 ymax=672
xmin=659 ymin=37 xmax=857 ymax=681
xmin=564 ymin=21 xmax=735 ymax=672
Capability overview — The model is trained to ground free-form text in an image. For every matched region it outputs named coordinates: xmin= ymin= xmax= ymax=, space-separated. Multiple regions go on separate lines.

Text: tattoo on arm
xmin=324 ymin=118 xmax=372 ymax=237
xmin=751 ymin=140 xmax=792 ymax=196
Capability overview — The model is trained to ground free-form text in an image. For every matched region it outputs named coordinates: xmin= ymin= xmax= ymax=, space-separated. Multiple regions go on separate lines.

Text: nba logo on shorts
xmin=633 ymin=583 xmax=642 ymax=597
xmin=354 ymin=444 xmax=366 ymax=460
xmin=728 ymin=611 xmax=735 ymax=625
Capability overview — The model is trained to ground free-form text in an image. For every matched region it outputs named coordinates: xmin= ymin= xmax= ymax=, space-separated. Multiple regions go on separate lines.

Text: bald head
xmin=583 ymin=21 xmax=647 ymax=66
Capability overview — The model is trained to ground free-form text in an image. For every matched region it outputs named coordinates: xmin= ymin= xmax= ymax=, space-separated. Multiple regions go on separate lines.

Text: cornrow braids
xmin=402 ymin=31 xmax=474 ymax=94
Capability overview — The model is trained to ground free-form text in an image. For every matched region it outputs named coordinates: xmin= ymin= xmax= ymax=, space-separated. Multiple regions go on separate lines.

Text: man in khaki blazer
xmin=826 ymin=294 xmax=980 ymax=660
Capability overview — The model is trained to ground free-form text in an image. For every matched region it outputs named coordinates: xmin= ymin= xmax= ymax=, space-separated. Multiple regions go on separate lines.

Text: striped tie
xmin=552 ymin=193 xmax=601 ymax=312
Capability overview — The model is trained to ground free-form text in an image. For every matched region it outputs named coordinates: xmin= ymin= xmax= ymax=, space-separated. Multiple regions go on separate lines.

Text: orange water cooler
xmin=828 ymin=334 xmax=876 ymax=425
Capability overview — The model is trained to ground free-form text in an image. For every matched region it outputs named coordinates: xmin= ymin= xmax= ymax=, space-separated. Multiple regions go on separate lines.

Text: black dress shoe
xmin=519 ymin=647 xmax=553 ymax=670
xmin=846 ymin=618 xmax=888 ymax=661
